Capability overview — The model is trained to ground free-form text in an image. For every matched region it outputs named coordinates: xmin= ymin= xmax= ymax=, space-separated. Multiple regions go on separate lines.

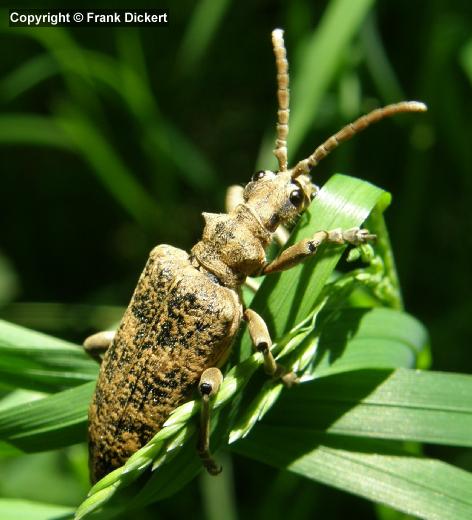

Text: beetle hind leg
xmin=197 ymin=367 xmax=223 ymax=476
xmin=83 ymin=330 xmax=115 ymax=364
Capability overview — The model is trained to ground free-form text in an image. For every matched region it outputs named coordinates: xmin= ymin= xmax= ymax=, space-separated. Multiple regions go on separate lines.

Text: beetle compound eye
xmin=289 ymin=188 xmax=304 ymax=207
xmin=251 ymin=170 xmax=266 ymax=182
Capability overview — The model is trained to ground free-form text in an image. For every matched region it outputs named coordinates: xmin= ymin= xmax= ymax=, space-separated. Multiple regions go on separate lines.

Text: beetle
xmin=84 ymin=29 xmax=427 ymax=483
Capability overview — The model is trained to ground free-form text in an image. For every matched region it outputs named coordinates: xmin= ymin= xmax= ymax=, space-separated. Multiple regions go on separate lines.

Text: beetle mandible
xmin=85 ymin=29 xmax=427 ymax=483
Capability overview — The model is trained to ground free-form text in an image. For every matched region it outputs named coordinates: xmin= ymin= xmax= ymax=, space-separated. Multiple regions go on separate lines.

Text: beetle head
xmin=243 ymin=170 xmax=318 ymax=231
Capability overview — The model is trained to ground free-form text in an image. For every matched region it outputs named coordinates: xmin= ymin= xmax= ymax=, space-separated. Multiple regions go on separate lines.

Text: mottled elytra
xmin=85 ymin=28 xmax=427 ymax=483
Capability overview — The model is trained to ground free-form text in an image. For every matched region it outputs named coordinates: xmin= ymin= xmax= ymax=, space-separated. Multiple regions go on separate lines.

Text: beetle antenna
xmin=272 ymin=29 xmax=290 ymax=172
xmin=291 ymin=101 xmax=428 ymax=178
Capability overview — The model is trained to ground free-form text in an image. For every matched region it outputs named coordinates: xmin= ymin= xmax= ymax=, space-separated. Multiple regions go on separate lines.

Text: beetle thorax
xmin=191 ymin=204 xmax=272 ymax=288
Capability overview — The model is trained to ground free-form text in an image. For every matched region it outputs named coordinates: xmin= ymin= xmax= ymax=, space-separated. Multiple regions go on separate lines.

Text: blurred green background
xmin=0 ymin=0 xmax=471 ymax=518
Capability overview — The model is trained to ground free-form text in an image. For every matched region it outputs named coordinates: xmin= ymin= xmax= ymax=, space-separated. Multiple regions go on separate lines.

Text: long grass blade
xmin=0 ymin=115 xmax=73 ymax=149
xmin=0 ymin=320 xmax=97 ymax=392
xmin=0 ymin=382 xmax=94 ymax=452
xmin=257 ymin=0 xmax=375 ymax=168
xmin=177 ymin=0 xmax=232 ymax=74
xmin=265 ymin=368 xmax=472 ymax=447
xmin=0 ymin=499 xmax=73 ymax=520
xmin=234 ymin=429 xmax=472 ymax=520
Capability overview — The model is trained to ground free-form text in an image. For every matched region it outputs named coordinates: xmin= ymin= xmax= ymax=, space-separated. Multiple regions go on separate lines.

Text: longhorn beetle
xmin=85 ymin=29 xmax=427 ymax=482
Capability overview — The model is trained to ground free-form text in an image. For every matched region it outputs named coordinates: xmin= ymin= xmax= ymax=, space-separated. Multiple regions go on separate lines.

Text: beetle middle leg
xmin=244 ymin=308 xmax=299 ymax=387
xmin=83 ymin=330 xmax=115 ymax=364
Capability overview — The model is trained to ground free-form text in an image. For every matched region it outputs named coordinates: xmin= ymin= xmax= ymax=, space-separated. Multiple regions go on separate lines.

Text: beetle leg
xmin=262 ymin=227 xmax=376 ymax=275
xmin=83 ymin=330 xmax=115 ymax=364
xmin=225 ymin=185 xmax=244 ymax=213
xmin=198 ymin=367 xmax=224 ymax=476
xmin=273 ymin=225 xmax=290 ymax=247
xmin=244 ymin=309 xmax=299 ymax=387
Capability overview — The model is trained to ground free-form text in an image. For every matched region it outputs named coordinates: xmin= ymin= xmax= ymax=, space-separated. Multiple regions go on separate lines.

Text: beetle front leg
xmin=83 ymin=330 xmax=115 ymax=364
xmin=225 ymin=185 xmax=244 ymax=213
xmin=262 ymin=227 xmax=375 ymax=275
xmin=244 ymin=309 xmax=299 ymax=387
xmin=198 ymin=367 xmax=224 ymax=476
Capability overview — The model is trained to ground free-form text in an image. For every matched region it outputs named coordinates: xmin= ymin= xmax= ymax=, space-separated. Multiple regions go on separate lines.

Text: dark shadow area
xmin=311 ymin=306 xmax=372 ymax=368
xmin=261 ymin=369 xmax=395 ymax=439
xmin=4 ymin=421 xmax=88 ymax=454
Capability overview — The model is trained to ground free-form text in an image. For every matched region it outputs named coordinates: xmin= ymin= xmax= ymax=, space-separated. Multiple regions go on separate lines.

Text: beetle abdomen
xmin=88 ymin=245 xmax=241 ymax=483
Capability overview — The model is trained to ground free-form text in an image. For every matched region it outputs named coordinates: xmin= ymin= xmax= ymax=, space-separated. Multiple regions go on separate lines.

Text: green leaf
xmin=0 ymin=54 xmax=58 ymax=102
xmin=257 ymin=0 xmax=375 ymax=168
xmin=0 ymin=303 xmax=123 ymax=333
xmin=55 ymin=107 xmax=161 ymax=228
xmin=5 ymin=27 xmax=102 ymax=114
xmin=0 ymin=499 xmax=73 ymax=520
xmin=460 ymin=38 xmax=472 ymax=86
xmin=2 ymin=26 xmax=218 ymax=195
xmin=177 ymin=0 xmax=231 ymax=74
xmin=76 ymin=49 xmax=218 ymax=192
xmin=233 ymin=365 xmax=472 ymax=517
xmin=0 ymin=320 xmax=98 ymax=392
xmin=0 ymin=382 xmax=93 ymax=452
xmin=229 ymin=307 xmax=428 ymax=443
xmin=0 ymin=115 xmax=73 ymax=149
xmin=233 ymin=430 xmax=472 ymax=520
xmin=0 ymin=252 xmax=19 ymax=305
xmin=309 ymin=307 xmax=428 ymax=377
xmin=265 ymin=368 xmax=472 ymax=447
xmin=290 ymin=0 xmax=375 ymax=153
xmin=360 ymin=14 xmax=404 ymax=104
